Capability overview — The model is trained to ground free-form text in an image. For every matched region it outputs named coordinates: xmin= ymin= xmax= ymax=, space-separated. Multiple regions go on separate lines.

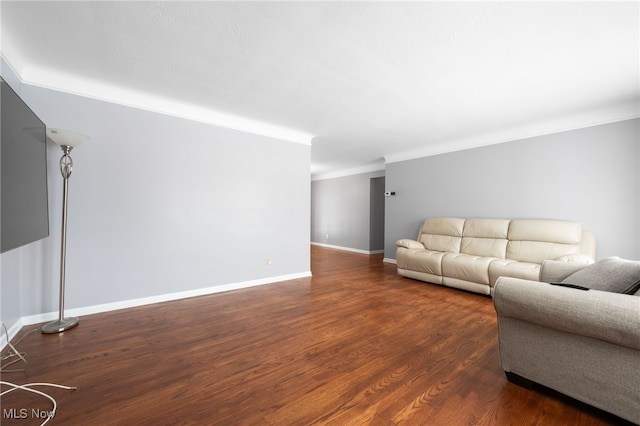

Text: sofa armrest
xmin=494 ymin=277 xmax=640 ymax=351
xmin=539 ymin=259 xmax=590 ymax=282
xmin=396 ymin=239 xmax=425 ymax=249
xmin=554 ymin=253 xmax=595 ymax=264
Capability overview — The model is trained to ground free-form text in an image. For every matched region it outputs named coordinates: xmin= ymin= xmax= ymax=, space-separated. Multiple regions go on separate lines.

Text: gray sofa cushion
xmin=561 ymin=257 xmax=640 ymax=294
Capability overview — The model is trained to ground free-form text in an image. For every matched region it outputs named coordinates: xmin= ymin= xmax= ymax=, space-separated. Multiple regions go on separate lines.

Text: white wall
xmin=385 ymin=119 xmax=640 ymax=261
xmin=1 ymin=65 xmax=311 ymax=336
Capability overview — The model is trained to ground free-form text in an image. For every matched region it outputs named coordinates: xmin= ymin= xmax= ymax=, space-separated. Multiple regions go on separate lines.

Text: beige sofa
xmin=396 ymin=217 xmax=596 ymax=295
xmin=494 ymin=260 xmax=640 ymax=423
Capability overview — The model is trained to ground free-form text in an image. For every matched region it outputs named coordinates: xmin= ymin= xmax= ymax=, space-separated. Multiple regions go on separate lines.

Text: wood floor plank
xmin=0 ymin=245 xmax=631 ymax=425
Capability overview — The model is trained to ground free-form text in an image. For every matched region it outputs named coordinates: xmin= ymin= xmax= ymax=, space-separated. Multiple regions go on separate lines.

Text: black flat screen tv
xmin=1 ymin=77 xmax=49 ymax=253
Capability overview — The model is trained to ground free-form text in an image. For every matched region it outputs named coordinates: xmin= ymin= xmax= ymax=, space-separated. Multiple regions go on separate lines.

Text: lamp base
xmin=41 ymin=317 xmax=79 ymax=334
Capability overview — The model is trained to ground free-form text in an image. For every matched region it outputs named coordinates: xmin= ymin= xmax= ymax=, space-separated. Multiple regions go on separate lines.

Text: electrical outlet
xmin=326 ymin=234 xmax=329 ymax=240
xmin=267 ymin=256 xmax=272 ymax=265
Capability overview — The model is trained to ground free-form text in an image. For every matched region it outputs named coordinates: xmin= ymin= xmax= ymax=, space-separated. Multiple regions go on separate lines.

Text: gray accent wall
xmin=311 ymin=171 xmax=385 ymax=252
xmin=385 ymin=119 xmax=640 ymax=261
xmin=1 ymin=63 xmax=310 ymax=333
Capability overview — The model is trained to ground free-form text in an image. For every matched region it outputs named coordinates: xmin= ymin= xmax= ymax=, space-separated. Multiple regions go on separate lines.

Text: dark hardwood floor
xmin=1 ymin=245 xmax=630 ymax=425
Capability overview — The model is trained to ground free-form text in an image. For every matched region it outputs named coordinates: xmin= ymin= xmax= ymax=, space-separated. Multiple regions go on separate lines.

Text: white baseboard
xmin=383 ymin=258 xmax=397 ymax=264
xmin=3 ymin=271 xmax=311 ymax=350
xmin=311 ymin=242 xmax=384 ymax=255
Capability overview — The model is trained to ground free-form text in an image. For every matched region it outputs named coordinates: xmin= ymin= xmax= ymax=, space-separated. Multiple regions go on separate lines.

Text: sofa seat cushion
xmin=489 ymin=259 xmax=541 ymax=286
xmin=442 ymin=253 xmax=496 ymax=285
xmin=397 ymin=248 xmax=447 ymax=276
xmin=561 ymin=257 xmax=640 ymax=294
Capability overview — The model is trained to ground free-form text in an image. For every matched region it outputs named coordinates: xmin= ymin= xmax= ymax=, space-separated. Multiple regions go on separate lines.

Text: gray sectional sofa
xmin=396 ymin=217 xmax=596 ymax=295
xmin=494 ymin=259 xmax=640 ymax=424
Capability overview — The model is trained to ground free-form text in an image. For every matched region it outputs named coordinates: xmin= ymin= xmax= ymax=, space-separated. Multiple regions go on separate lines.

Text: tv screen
xmin=1 ymin=77 xmax=49 ymax=253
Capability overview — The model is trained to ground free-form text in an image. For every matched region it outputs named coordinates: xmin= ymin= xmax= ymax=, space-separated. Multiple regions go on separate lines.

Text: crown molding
xmin=311 ymin=160 xmax=385 ymax=181
xmin=3 ymin=55 xmax=314 ymax=146
xmin=384 ymin=105 xmax=640 ymax=164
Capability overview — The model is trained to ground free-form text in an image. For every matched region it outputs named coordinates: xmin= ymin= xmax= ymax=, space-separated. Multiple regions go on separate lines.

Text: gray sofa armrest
xmin=539 ymin=259 xmax=589 ymax=282
xmin=494 ymin=277 xmax=640 ymax=351
xmin=396 ymin=239 xmax=425 ymax=249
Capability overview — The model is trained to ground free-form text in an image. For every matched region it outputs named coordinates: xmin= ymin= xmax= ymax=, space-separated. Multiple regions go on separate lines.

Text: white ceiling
xmin=2 ymin=1 xmax=638 ymax=179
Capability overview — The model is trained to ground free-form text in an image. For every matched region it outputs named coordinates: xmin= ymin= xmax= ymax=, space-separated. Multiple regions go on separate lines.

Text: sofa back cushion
xmin=460 ymin=219 xmax=510 ymax=258
xmin=418 ymin=217 xmax=465 ymax=253
xmin=506 ymin=219 xmax=583 ymax=264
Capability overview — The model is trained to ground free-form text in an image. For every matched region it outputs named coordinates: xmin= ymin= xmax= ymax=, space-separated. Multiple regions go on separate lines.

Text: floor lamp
xmin=41 ymin=128 xmax=89 ymax=334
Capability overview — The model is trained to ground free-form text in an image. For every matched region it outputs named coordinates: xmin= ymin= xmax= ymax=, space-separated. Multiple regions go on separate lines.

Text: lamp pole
xmin=42 ymin=129 xmax=88 ymax=334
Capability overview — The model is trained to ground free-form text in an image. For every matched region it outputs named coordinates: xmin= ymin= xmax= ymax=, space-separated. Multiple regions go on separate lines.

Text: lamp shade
xmin=47 ymin=128 xmax=90 ymax=147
